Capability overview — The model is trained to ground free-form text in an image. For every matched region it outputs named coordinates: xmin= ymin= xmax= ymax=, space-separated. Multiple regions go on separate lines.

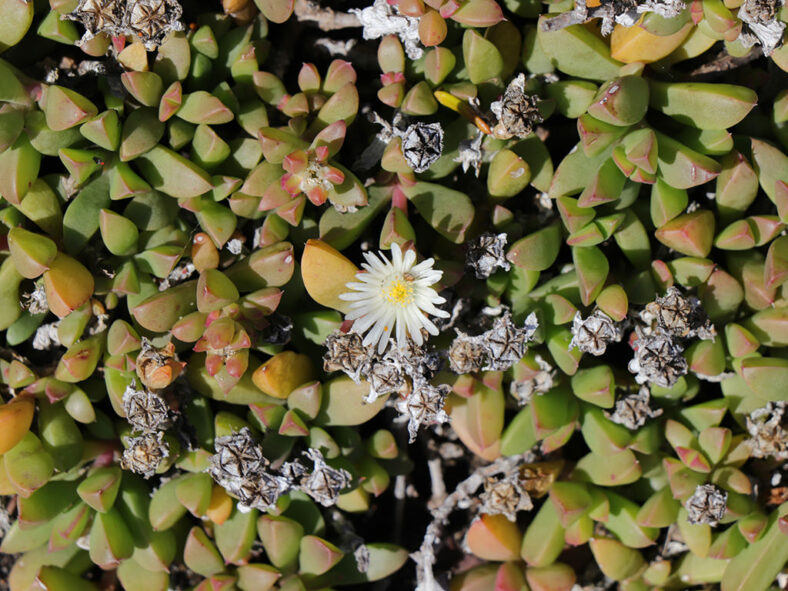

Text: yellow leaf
xmin=301 ymin=239 xmax=359 ymax=313
xmin=611 ymin=20 xmax=694 ymax=63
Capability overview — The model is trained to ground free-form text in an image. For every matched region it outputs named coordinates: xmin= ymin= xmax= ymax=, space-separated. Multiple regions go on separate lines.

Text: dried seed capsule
xmin=490 ymin=74 xmax=543 ymax=140
xmin=479 ymin=474 xmax=533 ymax=522
xmin=569 ymin=310 xmax=623 ymax=357
xmin=685 ymin=484 xmax=727 ymax=526
xmin=604 ymin=386 xmax=663 ymax=430
xmin=366 ymin=360 xmax=407 ymax=403
xmin=121 ymin=431 xmax=169 ymax=478
xmin=465 ymin=233 xmax=511 ymax=280
xmin=122 ymin=381 xmax=171 ymax=433
xmin=298 ymin=448 xmax=352 ymax=507
xmin=323 ymin=331 xmax=373 ymax=383
xmin=126 ymin=0 xmax=184 ymax=50
xmin=448 ymin=332 xmax=486 ymax=374
xmin=394 ymin=379 xmax=450 ymax=442
xmin=628 ymin=329 xmax=688 ymax=389
xmin=209 ymin=427 xmax=265 ymax=482
xmin=67 ymin=0 xmax=126 ymax=41
xmin=642 ymin=286 xmax=716 ymax=341
xmin=482 ymin=312 xmax=538 ymax=371
xmin=401 ymin=122 xmax=444 ymax=173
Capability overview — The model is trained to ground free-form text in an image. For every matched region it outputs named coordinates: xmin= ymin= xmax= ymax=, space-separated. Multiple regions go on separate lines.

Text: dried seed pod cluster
xmin=0 ymin=0 xmax=787 ymax=589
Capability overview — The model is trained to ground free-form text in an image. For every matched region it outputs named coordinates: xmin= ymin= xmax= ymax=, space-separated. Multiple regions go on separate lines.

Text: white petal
xmin=402 ymin=248 xmax=416 ymax=269
xmin=353 ymin=312 xmax=380 ymax=334
xmin=390 ymin=242 xmax=403 ymax=269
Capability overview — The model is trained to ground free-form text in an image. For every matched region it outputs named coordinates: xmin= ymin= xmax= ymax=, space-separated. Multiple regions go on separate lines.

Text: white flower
xmin=339 ymin=243 xmax=449 ymax=354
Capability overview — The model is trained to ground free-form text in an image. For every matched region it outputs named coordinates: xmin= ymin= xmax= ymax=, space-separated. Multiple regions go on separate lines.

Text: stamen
xmin=384 ymin=277 xmax=414 ymax=306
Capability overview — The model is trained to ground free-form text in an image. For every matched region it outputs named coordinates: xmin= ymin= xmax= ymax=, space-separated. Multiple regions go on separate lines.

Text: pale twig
xmin=412 ymin=455 xmax=528 ymax=591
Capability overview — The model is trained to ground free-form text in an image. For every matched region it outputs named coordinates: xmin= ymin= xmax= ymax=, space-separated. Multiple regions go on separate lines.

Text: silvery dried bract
xmin=483 ymin=312 xmax=539 ymax=371
xmin=158 ymin=262 xmax=196 ymax=291
xmin=402 ymin=122 xmax=444 ymax=173
xmin=637 ymin=0 xmax=686 ymax=17
xmin=738 ymin=0 xmax=786 ymax=55
xmin=746 ymin=402 xmax=788 ymax=461
xmin=569 ymin=310 xmax=623 ymax=356
xmin=323 ymin=330 xmax=374 ymax=383
xmin=605 ymin=386 xmax=663 ymax=430
xmin=628 ymin=329 xmax=688 ymax=389
xmin=510 ymin=355 xmax=556 ymax=406
xmin=490 ymin=74 xmax=543 ymax=139
xmin=479 ymin=474 xmax=533 ymax=522
xmin=22 ymin=281 xmax=48 ymax=315
xmin=350 ymin=0 xmax=423 ymax=60
xmin=466 ymin=233 xmax=511 ymax=280
xmin=453 ymin=132 xmax=484 ymax=177
xmin=122 ymin=382 xmax=171 ymax=433
xmin=121 ymin=431 xmax=169 ymax=478
xmin=299 ymin=448 xmax=352 ymax=507
xmin=32 ymin=322 xmax=61 ymax=351
xmin=643 ymin=287 xmax=716 ymax=341
xmin=226 ymin=238 xmax=244 ymax=256
xmin=685 ymin=484 xmax=727 ymax=526
xmin=209 ymin=427 xmax=266 ymax=481
xmin=395 ymin=380 xmax=450 ymax=443
xmin=541 ymin=0 xmax=684 ymax=35
xmin=126 ymin=0 xmax=184 ymax=50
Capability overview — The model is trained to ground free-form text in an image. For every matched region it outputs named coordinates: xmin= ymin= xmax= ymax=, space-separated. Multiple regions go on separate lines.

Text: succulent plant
xmin=0 ymin=0 xmax=787 ymax=589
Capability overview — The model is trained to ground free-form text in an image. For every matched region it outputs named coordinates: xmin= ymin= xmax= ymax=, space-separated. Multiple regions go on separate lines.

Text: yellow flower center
xmin=384 ymin=277 xmax=414 ymax=307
